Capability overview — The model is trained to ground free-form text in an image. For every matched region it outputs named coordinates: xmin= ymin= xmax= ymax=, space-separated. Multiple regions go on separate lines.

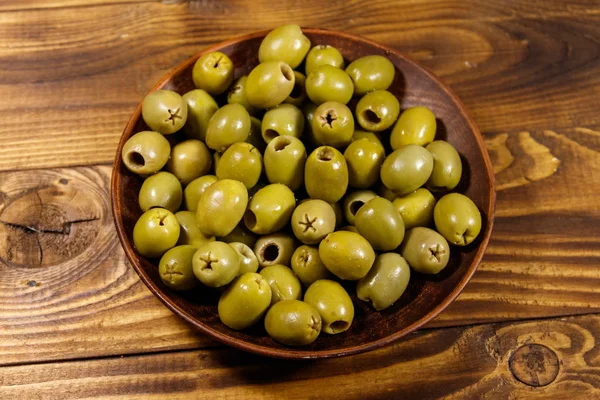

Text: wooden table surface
xmin=1 ymin=0 xmax=599 ymax=398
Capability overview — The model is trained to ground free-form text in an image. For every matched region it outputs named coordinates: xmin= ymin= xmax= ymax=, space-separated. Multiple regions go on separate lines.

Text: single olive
xmin=229 ymin=242 xmax=259 ymax=275
xmin=390 ymin=106 xmax=437 ymax=149
xmin=304 ymin=280 xmax=354 ymax=334
xmin=352 ymin=130 xmax=385 ymax=150
xmin=344 ymin=138 xmax=385 ymax=189
xmin=392 ymin=188 xmax=436 ymax=229
xmin=305 ymin=45 xmax=345 ymax=76
xmin=218 ymin=272 xmax=272 ymax=330
xmin=254 ymin=233 xmax=296 ymax=268
xmin=133 ymin=208 xmax=180 ymax=258
xmin=284 ymin=71 xmax=307 ymax=107
xmin=227 ymin=76 xmax=258 ymax=116
xmin=158 ymin=245 xmax=199 ymax=291
xmin=246 ymin=116 xmax=266 ymax=153
xmin=244 ymin=184 xmax=296 ymax=235
xmin=263 ymin=135 xmax=307 ymax=191
xmin=400 ymin=227 xmax=450 ymax=274
xmin=246 ymin=61 xmax=295 ymax=109
xmin=425 ymin=140 xmax=462 ymax=191
xmin=305 ymin=146 xmax=349 ymax=203
xmin=345 ymin=55 xmax=395 ymax=96
xmin=175 ymin=211 xmax=215 ymax=247
xmin=355 ymin=196 xmax=405 ymax=251
xmin=291 ymin=199 xmax=336 ymax=245
xmin=311 ymin=101 xmax=354 ymax=148
xmin=183 ymin=175 xmax=217 ymax=212
xmin=265 ymin=300 xmax=322 ymax=346
xmin=258 ymin=24 xmax=311 ymax=69
xmin=261 ymin=104 xmax=305 ymax=144
xmin=205 ymin=104 xmax=251 ymax=152
xmin=142 ymin=90 xmax=188 ymax=135
xmin=380 ymin=144 xmax=434 ymax=196
xmin=356 ymin=253 xmax=410 ymax=311
xmin=330 ymin=202 xmax=344 ymax=228
xmin=167 ymin=139 xmax=212 ymax=185
xmin=356 ymin=90 xmax=400 ymax=132
xmin=433 ymin=193 xmax=482 ymax=246
xmin=138 ymin=171 xmax=182 ymax=212
xmin=260 ymin=265 xmax=303 ymax=305
xmin=196 ymin=179 xmax=248 ymax=237
xmin=122 ymin=131 xmax=170 ymax=175
xmin=192 ymin=241 xmax=240 ymax=287
xmin=215 ymin=142 xmax=263 ymax=189
xmin=291 ymin=245 xmax=334 ymax=286
xmin=182 ymin=89 xmax=219 ymax=141
xmin=319 ymin=231 xmax=375 ymax=280
xmin=192 ymin=51 xmax=234 ymax=95
xmin=306 ymin=65 xmax=354 ymax=105
xmin=218 ymin=223 xmax=257 ymax=248
xmin=342 ymin=190 xmax=377 ymax=225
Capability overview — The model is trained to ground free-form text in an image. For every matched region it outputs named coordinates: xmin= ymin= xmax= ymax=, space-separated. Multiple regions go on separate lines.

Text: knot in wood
xmin=509 ymin=344 xmax=559 ymax=387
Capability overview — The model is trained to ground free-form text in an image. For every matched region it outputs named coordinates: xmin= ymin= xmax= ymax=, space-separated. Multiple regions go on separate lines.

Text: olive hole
xmin=317 ymin=148 xmax=334 ymax=162
xmin=244 ymin=210 xmax=257 ymax=230
xmin=329 ymin=320 xmax=350 ymax=333
xmin=363 ymin=109 xmax=381 ymax=125
xmin=128 ymin=151 xmax=146 ymax=167
xmin=350 ymin=200 xmax=365 ymax=215
xmin=289 ymin=81 xmax=304 ymax=99
xmin=263 ymin=243 xmax=280 ymax=262
xmin=264 ymin=129 xmax=280 ymax=141
xmin=274 ymin=138 xmax=291 ymax=151
xmin=281 ymin=63 xmax=294 ymax=81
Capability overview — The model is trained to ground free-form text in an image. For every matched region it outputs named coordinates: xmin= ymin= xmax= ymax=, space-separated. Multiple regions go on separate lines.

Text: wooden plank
xmin=2 ymin=313 xmax=600 ymax=399
xmin=0 ymin=1 xmax=599 ymax=171
xmin=0 ymin=0 xmax=152 ymax=11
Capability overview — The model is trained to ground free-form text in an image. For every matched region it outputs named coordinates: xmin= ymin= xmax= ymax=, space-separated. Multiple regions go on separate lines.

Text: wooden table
xmin=1 ymin=0 xmax=599 ymax=398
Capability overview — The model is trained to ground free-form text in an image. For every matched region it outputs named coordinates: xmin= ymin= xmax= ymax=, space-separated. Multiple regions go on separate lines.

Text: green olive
xmin=183 ymin=175 xmax=217 ymax=212
xmin=352 ymin=130 xmax=385 ymax=150
xmin=215 ymin=142 xmax=263 ymax=189
xmin=305 ymin=45 xmax=345 ymax=76
xmin=263 ymin=135 xmax=307 ymax=191
xmin=254 ymin=233 xmax=296 ymax=268
xmin=192 ymin=51 xmax=234 ymax=95
xmin=192 ymin=241 xmax=240 ymax=287
xmin=213 ymin=151 xmax=222 ymax=172
xmin=433 ymin=193 xmax=482 ymax=246
xmin=400 ymin=227 xmax=450 ymax=274
xmin=227 ymin=76 xmax=258 ymax=116
xmin=246 ymin=61 xmax=295 ymax=109
xmin=356 ymin=253 xmax=410 ymax=311
xmin=183 ymin=89 xmax=218 ymax=141
xmin=344 ymin=138 xmax=385 ymax=189
xmin=196 ymin=179 xmax=248 ymax=237
xmin=345 ymin=55 xmax=395 ymax=96
xmin=311 ymin=101 xmax=354 ymax=148
xmin=341 ymin=225 xmax=359 ymax=233
xmin=392 ymin=188 xmax=436 ymax=229
xmin=261 ymin=104 xmax=304 ymax=144
xmin=246 ymin=116 xmax=266 ymax=153
xmin=319 ymin=231 xmax=375 ymax=280
xmin=305 ymin=146 xmax=349 ymax=203
xmin=304 ymin=280 xmax=354 ymax=334
xmin=330 ymin=202 xmax=344 ymax=228
xmin=426 ymin=140 xmax=462 ymax=191
xmin=258 ymin=24 xmax=311 ymax=69
xmin=138 ymin=171 xmax=182 ymax=212
xmin=260 ymin=265 xmax=302 ymax=305
xmin=158 ymin=245 xmax=199 ymax=291
xmin=218 ymin=223 xmax=257 ymax=248
xmin=122 ymin=131 xmax=170 ymax=175
xmin=355 ymin=90 xmax=400 ymax=132
xmin=265 ymin=300 xmax=322 ymax=346
xmin=284 ymin=71 xmax=307 ymax=107
xmin=379 ymin=183 xmax=397 ymax=202
xmin=291 ymin=199 xmax=336 ymax=244
xmin=141 ymin=90 xmax=188 ymax=135
xmin=390 ymin=106 xmax=437 ymax=149
xmin=355 ymin=196 xmax=405 ymax=251
xmin=291 ymin=245 xmax=334 ymax=286
xmin=167 ymin=139 xmax=212 ymax=185
xmin=380 ymin=144 xmax=434 ymax=196
xmin=306 ymin=65 xmax=354 ymax=105
xmin=244 ymin=184 xmax=296 ymax=235
xmin=229 ymin=242 xmax=259 ymax=275
xmin=342 ymin=190 xmax=377 ymax=225
xmin=218 ymin=272 xmax=272 ymax=330
xmin=175 ymin=211 xmax=215 ymax=247
xmin=133 ymin=208 xmax=180 ymax=258
xmin=205 ymin=104 xmax=251 ymax=152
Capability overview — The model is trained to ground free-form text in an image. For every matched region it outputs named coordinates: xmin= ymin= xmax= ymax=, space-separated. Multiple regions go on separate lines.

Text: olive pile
xmin=121 ymin=24 xmax=482 ymax=347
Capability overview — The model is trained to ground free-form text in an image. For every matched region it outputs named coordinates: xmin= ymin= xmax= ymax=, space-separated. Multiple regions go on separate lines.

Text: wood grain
xmin=3 ymin=312 xmax=600 ymax=399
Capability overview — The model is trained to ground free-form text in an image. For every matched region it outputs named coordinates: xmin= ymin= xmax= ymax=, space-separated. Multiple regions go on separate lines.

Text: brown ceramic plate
xmin=111 ymin=28 xmax=496 ymax=359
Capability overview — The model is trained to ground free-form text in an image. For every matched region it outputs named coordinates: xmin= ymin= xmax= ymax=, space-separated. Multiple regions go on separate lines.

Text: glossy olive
xmin=229 ymin=242 xmax=259 ymax=275
xmin=284 ymin=71 xmax=307 ymax=107
xmin=244 ymin=183 xmax=296 ymax=235
xmin=390 ymin=106 xmax=437 ymax=149
xmin=192 ymin=51 xmax=234 ymax=95
xmin=344 ymin=138 xmax=385 ymax=189
xmin=218 ymin=272 xmax=272 ymax=330
xmin=245 ymin=116 xmax=266 ymax=153
xmin=304 ymin=280 xmax=354 ymax=334
xmin=218 ymin=223 xmax=257 ymax=248
xmin=183 ymin=175 xmax=217 ymax=212
xmin=291 ymin=245 xmax=333 ymax=286
xmin=434 ymin=193 xmax=482 ymax=246
xmin=142 ymin=90 xmax=188 ymax=135
xmin=254 ymin=233 xmax=296 ymax=268
xmin=400 ymin=227 xmax=450 ymax=274
xmin=205 ymin=104 xmax=251 ymax=152
xmin=192 ymin=241 xmax=240 ymax=287
xmin=426 ymin=140 xmax=462 ymax=191
xmin=133 ymin=208 xmax=180 ymax=258
xmin=319 ymin=231 xmax=375 ymax=280
xmin=182 ymin=89 xmax=218 ymax=141
xmin=260 ymin=265 xmax=302 ymax=305
xmin=265 ymin=300 xmax=322 ymax=346
xmin=305 ymin=146 xmax=349 ymax=203
xmin=227 ymin=76 xmax=258 ymax=115
xmin=122 ymin=131 xmax=170 ymax=175
xmin=380 ymin=144 xmax=434 ymax=196
xmin=291 ymin=199 xmax=336 ymax=244
xmin=345 ymin=55 xmax=395 ymax=95
xmin=258 ymin=24 xmax=311 ymax=69
xmin=263 ymin=135 xmax=307 ymax=191
xmin=175 ymin=211 xmax=215 ymax=247
xmin=246 ymin=61 xmax=295 ymax=109
xmin=138 ymin=171 xmax=182 ymax=212
xmin=342 ymin=190 xmax=377 ymax=225
xmin=356 ymin=253 xmax=410 ymax=311
xmin=355 ymin=196 xmax=405 ymax=251
xmin=356 ymin=90 xmax=400 ymax=132
xmin=352 ymin=130 xmax=385 ymax=150
xmin=311 ymin=101 xmax=354 ymax=148
xmin=158 ymin=245 xmax=199 ymax=291
xmin=196 ymin=179 xmax=248 ymax=237
xmin=215 ymin=142 xmax=263 ymax=189
xmin=305 ymin=45 xmax=345 ymax=76
xmin=261 ymin=104 xmax=305 ymax=144
xmin=306 ymin=65 xmax=354 ymax=105
xmin=167 ymin=139 xmax=212 ymax=185
xmin=392 ymin=188 xmax=436 ymax=229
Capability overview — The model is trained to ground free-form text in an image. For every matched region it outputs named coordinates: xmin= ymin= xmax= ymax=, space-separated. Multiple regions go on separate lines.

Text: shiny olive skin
xmin=142 ymin=90 xmax=188 ymax=135
xmin=138 ymin=171 xmax=182 ymax=213
xmin=122 ymin=131 xmax=170 ymax=175
xmin=319 ymin=231 xmax=375 ymax=280
xmin=356 ymin=90 xmax=400 ymax=132
xmin=196 ymin=179 xmax=248 ymax=237
xmin=227 ymin=76 xmax=258 ymax=116
xmin=306 ymin=65 xmax=354 ymax=105
xmin=192 ymin=51 xmax=234 ymax=95
xmin=192 ymin=241 xmax=240 ymax=287
xmin=218 ymin=223 xmax=257 ymax=248
xmin=205 ymin=104 xmax=251 ymax=152
xmin=260 ymin=265 xmax=302 ymax=305
xmin=380 ymin=144 xmax=434 ymax=196
xmin=342 ymin=190 xmax=377 ymax=225
xmin=265 ymin=300 xmax=322 ymax=346
xmin=246 ymin=116 xmax=266 ymax=153
xmin=291 ymin=199 xmax=336 ymax=244
xmin=426 ymin=140 xmax=463 ymax=191
xmin=392 ymin=188 xmax=436 ymax=229
xmin=305 ymin=45 xmax=345 ymax=76
xmin=304 ymin=280 xmax=354 ymax=334
xmin=133 ymin=208 xmax=180 ymax=258
xmin=244 ymin=183 xmax=296 ymax=235
xmin=291 ymin=245 xmax=333 ymax=286
xmin=258 ymin=24 xmax=311 ymax=69
xmin=355 ymin=196 xmax=405 ymax=251
xmin=261 ymin=104 xmax=305 ymax=143
xmin=175 ymin=211 xmax=215 ymax=247
xmin=215 ymin=142 xmax=263 ymax=189
xmin=263 ymin=135 xmax=307 ymax=191
xmin=167 ymin=139 xmax=212 ymax=185
xmin=284 ymin=71 xmax=307 ymax=107
xmin=218 ymin=272 xmax=272 ymax=330
xmin=346 ymin=55 xmax=395 ymax=95
xmin=356 ymin=253 xmax=410 ymax=311
xmin=344 ymin=138 xmax=385 ymax=189
xmin=246 ymin=61 xmax=295 ymax=109
xmin=183 ymin=89 xmax=218 ymax=141
xmin=254 ymin=233 xmax=295 ymax=268
xmin=434 ymin=193 xmax=482 ymax=246
xmin=311 ymin=101 xmax=355 ymax=148
xmin=158 ymin=245 xmax=199 ymax=291
xmin=352 ymin=130 xmax=385 ymax=150
xmin=390 ymin=106 xmax=437 ymax=149
xmin=183 ymin=175 xmax=217 ymax=212
xmin=229 ymin=242 xmax=259 ymax=275
xmin=305 ymin=146 xmax=349 ymax=203
xmin=400 ymin=227 xmax=450 ymax=274
xmin=331 ymin=202 xmax=344 ymax=228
